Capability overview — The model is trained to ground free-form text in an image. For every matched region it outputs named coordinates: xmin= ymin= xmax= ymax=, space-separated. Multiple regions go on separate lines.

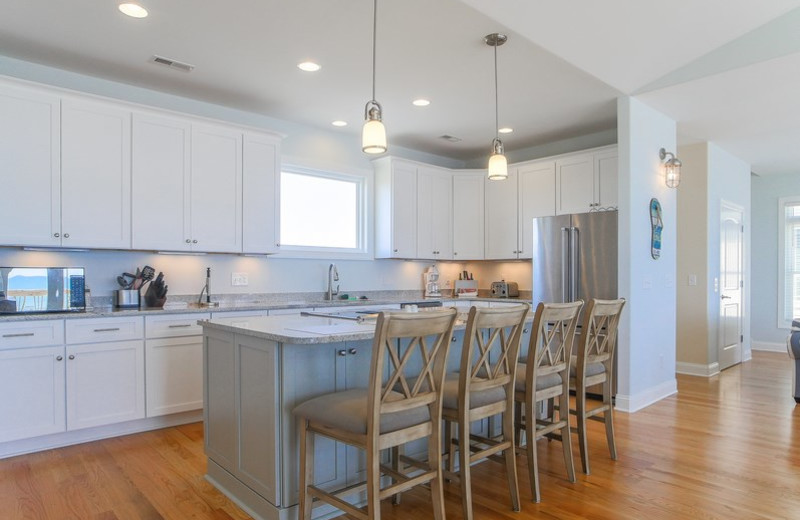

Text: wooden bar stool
xmin=514 ymin=300 xmax=583 ymax=503
xmin=294 ymin=308 xmax=458 ymax=520
xmin=569 ymin=298 xmax=626 ymax=475
xmin=441 ymin=304 xmax=530 ymax=520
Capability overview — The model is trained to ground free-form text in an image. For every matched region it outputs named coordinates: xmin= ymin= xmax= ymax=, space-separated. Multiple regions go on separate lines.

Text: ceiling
xmin=1 ymin=1 xmax=799 ymax=173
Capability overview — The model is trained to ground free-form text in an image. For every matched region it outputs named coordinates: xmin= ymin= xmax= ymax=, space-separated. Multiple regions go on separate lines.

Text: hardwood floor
xmin=1 ymin=351 xmax=798 ymax=519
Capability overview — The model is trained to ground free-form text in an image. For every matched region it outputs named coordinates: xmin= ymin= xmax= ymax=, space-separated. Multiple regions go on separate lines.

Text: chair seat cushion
xmin=440 ymin=372 xmax=507 ymax=411
xmin=569 ymin=356 xmax=606 ymax=378
xmin=293 ymin=388 xmax=430 ymax=435
xmin=515 ymin=363 xmax=562 ymax=392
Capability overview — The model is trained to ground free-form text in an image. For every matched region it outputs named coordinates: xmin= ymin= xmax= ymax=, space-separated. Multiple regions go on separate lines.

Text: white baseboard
xmin=751 ymin=341 xmax=786 ymax=353
xmin=615 ymin=378 xmax=678 ymax=413
xmin=676 ymin=361 xmax=720 ymax=377
xmin=743 ymin=349 xmax=753 ymax=362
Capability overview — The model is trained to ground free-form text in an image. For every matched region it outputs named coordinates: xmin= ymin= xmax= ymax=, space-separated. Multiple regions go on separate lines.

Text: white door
xmin=61 ymin=99 xmax=131 ymax=249
xmin=145 ymin=336 xmax=204 ymax=417
xmin=132 ymin=113 xmax=192 ymax=251
xmin=452 ymin=171 xmax=485 ymax=260
xmin=719 ymin=203 xmax=744 ymax=370
xmin=518 ymin=160 xmax=556 ymax=258
xmin=555 ymin=153 xmax=594 ymax=215
xmin=190 ymin=124 xmax=243 ymax=253
xmin=66 ymin=340 xmax=145 ymax=430
xmin=484 ymin=169 xmax=519 ymax=259
xmin=0 ymin=346 xmax=66 ymax=443
xmin=0 ymin=85 xmax=61 ymax=247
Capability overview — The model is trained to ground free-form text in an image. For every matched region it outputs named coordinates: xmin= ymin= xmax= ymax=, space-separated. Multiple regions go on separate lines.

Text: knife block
xmin=143 ymin=284 xmax=166 ymax=308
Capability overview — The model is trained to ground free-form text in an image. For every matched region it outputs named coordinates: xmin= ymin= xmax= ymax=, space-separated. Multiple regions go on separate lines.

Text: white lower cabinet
xmin=65 ymin=340 xmax=145 ymax=430
xmin=0 ymin=345 xmax=66 ymax=443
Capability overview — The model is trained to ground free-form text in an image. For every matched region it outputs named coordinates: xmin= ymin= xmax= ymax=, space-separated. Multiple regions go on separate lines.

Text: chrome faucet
xmin=198 ymin=267 xmax=216 ymax=306
xmin=325 ymin=263 xmax=339 ymax=300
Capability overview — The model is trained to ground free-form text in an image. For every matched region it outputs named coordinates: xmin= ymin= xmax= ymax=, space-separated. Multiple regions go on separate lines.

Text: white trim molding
xmin=751 ymin=340 xmax=787 ymax=353
xmin=615 ymin=378 xmax=678 ymax=413
xmin=676 ymin=361 xmax=720 ymax=377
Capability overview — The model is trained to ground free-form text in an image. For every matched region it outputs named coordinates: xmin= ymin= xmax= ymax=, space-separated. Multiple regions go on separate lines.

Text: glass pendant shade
xmin=488 ymin=138 xmax=508 ymax=180
xmin=664 ymin=161 xmax=681 ymax=188
xmin=362 ymin=103 xmax=386 ymax=154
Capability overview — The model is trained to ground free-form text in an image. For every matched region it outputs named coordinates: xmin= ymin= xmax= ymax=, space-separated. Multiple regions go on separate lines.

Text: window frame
xmin=274 ymin=164 xmax=373 ymax=260
xmin=777 ymin=196 xmax=800 ymax=329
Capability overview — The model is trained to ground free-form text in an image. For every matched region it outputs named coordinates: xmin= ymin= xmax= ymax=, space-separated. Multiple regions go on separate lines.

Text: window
xmin=279 ymin=166 xmax=369 ymax=256
xmin=778 ymin=196 xmax=800 ymax=327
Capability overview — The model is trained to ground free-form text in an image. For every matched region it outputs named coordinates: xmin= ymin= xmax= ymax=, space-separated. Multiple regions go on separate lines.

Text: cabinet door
xmin=343 ymin=340 xmax=376 ymax=486
xmin=484 ymin=169 xmax=519 ymax=259
xmin=0 ymin=346 xmax=65 ymax=443
xmin=204 ymin=330 xmax=237 ymax=470
xmin=417 ymin=167 xmax=452 ymax=260
xmin=452 ymin=172 xmax=485 ymax=260
xmin=390 ymin=163 xmax=417 ymax=258
xmin=0 ymin=85 xmax=61 ymax=247
xmin=190 ymin=124 xmax=243 ymax=253
xmin=595 ymin=150 xmax=618 ymax=208
xmin=61 ymin=99 xmax=131 ymax=249
xmin=518 ymin=161 xmax=556 ymax=259
xmin=132 ymin=113 xmax=191 ymax=251
xmin=243 ymin=133 xmax=280 ymax=254
xmin=556 ymin=153 xmax=594 ymax=215
xmin=146 ymin=336 xmax=203 ymax=417
xmin=66 ymin=340 xmax=145 ymax=430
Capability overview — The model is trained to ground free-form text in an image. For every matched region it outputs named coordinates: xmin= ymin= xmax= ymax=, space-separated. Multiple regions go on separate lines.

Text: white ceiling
xmin=1 ymin=0 xmax=799 ymax=173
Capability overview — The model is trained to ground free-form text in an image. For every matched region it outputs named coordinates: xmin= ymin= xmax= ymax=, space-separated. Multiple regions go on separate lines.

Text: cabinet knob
xmin=393 ymin=249 xmax=398 ymax=253
xmin=54 ymin=233 xmax=60 ymax=238
xmin=338 ymin=350 xmax=347 ymax=357
xmin=63 ymin=233 xmax=70 ymax=238
xmin=56 ymin=355 xmax=63 ymax=361
xmin=453 ymin=252 xmax=458 ymax=256
xmin=451 ymin=336 xmax=457 ymax=342
xmin=348 ymin=348 xmax=358 ymax=355
xmin=523 ymin=328 xmax=529 ymax=334
xmin=192 ymin=239 xmax=198 ymax=244
xmin=68 ymin=354 xmax=75 ymax=360
xmin=276 ymin=243 xmax=281 ymax=247
xmin=185 ymin=239 xmax=191 ymax=243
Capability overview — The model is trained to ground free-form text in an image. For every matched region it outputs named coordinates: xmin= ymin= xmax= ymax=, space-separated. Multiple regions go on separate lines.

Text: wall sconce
xmin=659 ymin=148 xmax=681 ymax=188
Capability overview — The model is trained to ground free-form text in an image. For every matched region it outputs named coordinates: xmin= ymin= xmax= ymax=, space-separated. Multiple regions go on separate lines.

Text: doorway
xmin=719 ymin=201 xmax=744 ymax=370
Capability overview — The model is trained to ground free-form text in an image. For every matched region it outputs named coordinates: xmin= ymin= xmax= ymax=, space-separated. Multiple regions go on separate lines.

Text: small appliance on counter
xmin=454 ymin=279 xmax=479 ymax=298
xmin=491 ymin=280 xmax=520 ymax=298
xmin=114 ymin=289 xmax=140 ymax=309
xmin=423 ymin=265 xmax=441 ymax=298
xmin=0 ymin=267 xmax=87 ymax=314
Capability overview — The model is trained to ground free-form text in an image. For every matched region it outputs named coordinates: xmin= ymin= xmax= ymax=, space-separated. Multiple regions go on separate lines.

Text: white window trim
xmin=777 ymin=196 xmax=800 ymax=329
xmin=273 ymin=164 xmax=374 ymax=260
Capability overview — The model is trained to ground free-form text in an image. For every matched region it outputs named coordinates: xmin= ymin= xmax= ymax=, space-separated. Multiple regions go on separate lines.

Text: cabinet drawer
xmin=0 ymin=320 xmax=64 ymax=349
xmin=145 ymin=313 xmax=210 ymax=339
xmin=66 ymin=317 xmax=143 ymax=344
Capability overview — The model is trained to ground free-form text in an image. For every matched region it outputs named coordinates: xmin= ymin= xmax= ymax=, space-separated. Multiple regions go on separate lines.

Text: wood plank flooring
xmin=1 ymin=351 xmax=798 ymax=519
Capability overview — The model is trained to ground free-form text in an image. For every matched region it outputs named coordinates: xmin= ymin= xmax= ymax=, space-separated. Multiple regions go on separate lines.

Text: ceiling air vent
xmin=439 ymin=135 xmax=462 ymax=143
xmin=150 ymin=55 xmax=195 ymax=73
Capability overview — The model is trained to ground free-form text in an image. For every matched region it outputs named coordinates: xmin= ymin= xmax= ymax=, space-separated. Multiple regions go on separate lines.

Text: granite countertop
xmin=0 ymin=293 xmax=533 ymax=323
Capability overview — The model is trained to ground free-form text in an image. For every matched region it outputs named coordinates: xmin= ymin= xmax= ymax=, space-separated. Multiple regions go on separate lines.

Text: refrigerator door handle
xmin=571 ymin=227 xmax=580 ymax=301
xmin=561 ymin=227 xmax=569 ymax=302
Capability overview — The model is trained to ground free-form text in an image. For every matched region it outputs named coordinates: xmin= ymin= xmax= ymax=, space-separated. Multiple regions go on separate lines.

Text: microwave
xmin=0 ymin=267 xmax=86 ymax=314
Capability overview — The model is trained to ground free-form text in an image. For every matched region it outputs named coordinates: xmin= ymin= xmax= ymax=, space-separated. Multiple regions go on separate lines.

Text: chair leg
xmin=298 ymin=419 xmax=314 ymax=520
xmin=502 ymin=409 xmax=521 ymax=512
xmin=525 ymin=398 xmax=541 ymax=503
xmin=444 ymin=419 xmax=455 ymax=479
xmin=391 ymin=445 xmax=402 ymax=505
xmin=367 ymin=440 xmax=381 ymax=520
xmin=458 ymin=419 xmax=474 ymax=520
xmin=576 ymin=384 xmax=590 ymax=475
xmin=559 ymin=386 xmax=576 ymax=484
xmin=604 ymin=379 xmax=618 ymax=460
xmin=428 ymin=423 xmax=447 ymax=520
xmin=514 ymin=401 xmax=523 ymax=447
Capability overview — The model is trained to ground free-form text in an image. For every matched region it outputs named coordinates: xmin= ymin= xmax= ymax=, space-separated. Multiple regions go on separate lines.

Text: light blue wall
xmin=751 ymin=172 xmax=800 ymax=344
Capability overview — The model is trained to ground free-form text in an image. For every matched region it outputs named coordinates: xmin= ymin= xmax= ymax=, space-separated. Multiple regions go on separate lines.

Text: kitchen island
xmin=200 ymin=307 xmax=530 ymax=520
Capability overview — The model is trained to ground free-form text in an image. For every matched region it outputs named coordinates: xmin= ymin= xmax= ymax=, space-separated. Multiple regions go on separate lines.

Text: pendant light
xmin=485 ymin=33 xmax=508 ymax=180
xmin=362 ymin=0 xmax=387 ymax=154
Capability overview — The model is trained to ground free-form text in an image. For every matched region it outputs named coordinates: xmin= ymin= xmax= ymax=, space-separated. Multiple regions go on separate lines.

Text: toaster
xmin=491 ymin=281 xmax=519 ymax=298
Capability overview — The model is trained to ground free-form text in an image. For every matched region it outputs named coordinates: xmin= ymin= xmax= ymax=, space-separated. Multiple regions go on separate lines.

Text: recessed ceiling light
xmin=412 ymin=99 xmax=430 ymax=107
xmin=498 ymin=127 xmax=514 ymax=134
xmin=297 ymin=62 xmax=321 ymax=72
xmin=331 ymin=120 xmax=348 ymax=127
xmin=118 ymin=3 xmax=148 ymax=18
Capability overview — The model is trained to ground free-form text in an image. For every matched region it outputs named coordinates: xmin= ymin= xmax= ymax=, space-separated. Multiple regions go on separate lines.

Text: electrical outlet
xmin=231 ymin=272 xmax=249 ymax=286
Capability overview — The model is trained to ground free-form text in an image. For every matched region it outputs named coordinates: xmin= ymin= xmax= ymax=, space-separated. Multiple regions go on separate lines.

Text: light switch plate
xmin=232 ymin=272 xmax=249 ymax=286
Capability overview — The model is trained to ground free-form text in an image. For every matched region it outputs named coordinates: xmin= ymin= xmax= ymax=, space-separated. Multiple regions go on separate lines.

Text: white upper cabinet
xmin=452 ymin=171 xmax=485 ymax=260
xmin=190 ymin=124 xmax=243 ymax=253
xmin=416 ymin=166 xmax=452 ymax=260
xmin=484 ymin=169 xmax=519 ymax=260
xmin=374 ymin=158 xmax=417 ymax=259
xmin=61 ymin=99 xmax=132 ymax=249
xmin=132 ymin=113 xmax=191 ymax=252
xmin=517 ymin=160 xmax=556 ymax=259
xmin=243 ymin=133 xmax=280 ymax=254
xmin=556 ymin=152 xmax=595 ymax=215
xmin=0 ymin=85 xmax=61 ymax=247
xmin=595 ymin=149 xmax=618 ymax=209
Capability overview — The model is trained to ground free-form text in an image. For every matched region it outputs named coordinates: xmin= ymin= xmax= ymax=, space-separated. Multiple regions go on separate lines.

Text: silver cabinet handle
xmin=93 ymin=327 xmax=120 ymax=333
xmin=348 ymin=348 xmax=357 ymax=355
xmin=168 ymin=324 xmax=192 ymax=328
xmin=63 ymin=233 xmax=70 ymax=238
xmin=721 ymin=295 xmax=732 ymax=300
xmin=68 ymin=354 xmax=75 ymax=360
xmin=338 ymin=350 xmax=347 ymax=357
xmin=56 ymin=355 xmax=63 ymax=361
xmin=276 ymin=243 xmax=280 ymax=247
xmin=54 ymin=233 xmax=60 ymax=238
xmin=2 ymin=332 xmax=35 ymax=338
xmin=185 ymin=239 xmax=191 ymax=243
